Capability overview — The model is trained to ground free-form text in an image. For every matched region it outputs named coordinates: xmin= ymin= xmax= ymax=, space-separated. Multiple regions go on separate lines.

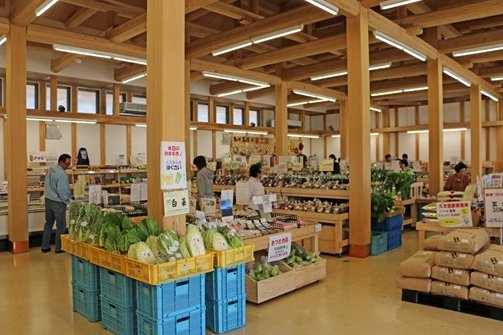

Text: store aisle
xmin=0 ymin=231 xmax=500 ymax=335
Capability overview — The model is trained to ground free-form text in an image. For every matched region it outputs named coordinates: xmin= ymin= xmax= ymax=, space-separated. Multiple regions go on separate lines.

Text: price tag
xmin=268 ymin=232 xmax=292 ymax=262
xmin=319 ymin=159 xmax=334 ymax=172
xmin=163 ymin=189 xmax=190 ymax=217
xmin=484 ymin=189 xmax=503 ymax=227
xmin=436 ymin=201 xmax=473 ymax=227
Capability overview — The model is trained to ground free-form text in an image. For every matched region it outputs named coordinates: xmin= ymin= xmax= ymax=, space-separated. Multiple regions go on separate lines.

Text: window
xmin=216 ymin=106 xmax=229 ymax=124
xmin=233 ymin=107 xmax=243 ymax=125
xmin=46 ymin=84 xmax=71 ymax=112
xmin=26 ymin=82 xmax=39 ymax=109
xmin=249 ymin=109 xmax=259 ymax=127
xmin=106 ymin=91 xmax=127 ymax=115
xmin=77 ymin=88 xmax=99 ymax=114
xmin=197 ymin=103 xmax=209 ymax=122
xmin=132 ymin=95 xmax=146 ymax=104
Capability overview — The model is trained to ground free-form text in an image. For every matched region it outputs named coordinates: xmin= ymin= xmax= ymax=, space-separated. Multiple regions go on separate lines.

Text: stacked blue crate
xmin=99 ymin=268 xmax=137 ymax=335
xmin=372 ymin=214 xmax=403 ymax=250
xmin=205 ymin=264 xmax=246 ymax=334
xmin=71 ymin=256 xmax=101 ymax=322
xmin=136 ymin=274 xmax=206 ymax=335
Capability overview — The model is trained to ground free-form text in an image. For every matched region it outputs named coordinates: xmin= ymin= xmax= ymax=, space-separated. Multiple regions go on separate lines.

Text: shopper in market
xmin=385 ymin=154 xmax=392 ymax=163
xmin=444 ymin=162 xmax=470 ymax=191
xmin=399 ymin=159 xmax=409 ymax=169
xmin=41 ymin=154 xmax=72 ymax=254
xmin=329 ymin=154 xmax=341 ymax=174
xmin=297 ymin=142 xmax=308 ymax=167
xmin=193 ymin=155 xmax=214 ymax=206
xmin=248 ymin=163 xmax=265 ymax=211
xmin=402 ymin=153 xmax=409 ymax=164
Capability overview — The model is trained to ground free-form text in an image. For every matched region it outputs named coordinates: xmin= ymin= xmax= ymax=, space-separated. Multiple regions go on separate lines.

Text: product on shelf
xmin=437 ymin=228 xmax=490 ymax=254
xmin=273 ymin=199 xmax=348 ymax=214
xmin=396 ymin=251 xmax=436 ymax=278
xmin=247 ymin=260 xmax=282 ymax=281
xmin=284 ymin=243 xmax=318 ymax=268
xmin=436 ymin=191 xmax=464 ymax=202
xmin=470 ymin=271 xmax=503 ymax=294
xmin=472 ymin=244 xmax=503 ymax=277
xmin=431 ymin=281 xmax=469 ymax=299
xmin=431 ymin=266 xmax=470 ymax=286
xmin=435 ymin=252 xmax=474 ymax=270
xmin=469 ymin=287 xmax=503 ymax=308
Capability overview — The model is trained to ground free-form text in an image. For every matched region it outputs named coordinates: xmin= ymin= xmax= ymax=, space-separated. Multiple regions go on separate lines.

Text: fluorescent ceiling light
xmin=371 ymin=89 xmax=403 ymax=97
xmin=380 ymin=0 xmax=421 ymax=10
xmin=443 ymin=68 xmax=471 ymax=87
xmin=113 ymin=56 xmax=147 ymax=66
xmin=53 ymin=44 xmax=111 ymax=59
xmin=331 ymin=134 xmax=341 ymax=138
xmin=287 ymin=101 xmax=312 ymax=107
xmin=242 ymin=86 xmax=267 ymax=93
xmin=444 ymin=128 xmax=467 ymax=132
xmin=373 ymin=31 xmax=426 ymax=61
xmin=252 ymin=25 xmax=304 ymax=44
xmin=407 ymin=128 xmax=468 ymax=134
xmin=311 ymin=63 xmax=392 ymax=81
xmin=190 ymin=126 xmax=197 ymax=131
xmin=293 ymin=89 xmax=336 ymax=102
xmin=135 ymin=123 xmax=147 ymax=127
xmin=0 ymin=35 xmax=6 ymax=46
xmin=491 ymin=76 xmax=503 ymax=81
xmin=403 ymin=86 xmax=428 ymax=93
xmin=36 ymin=0 xmax=58 ymax=16
xmin=288 ymin=133 xmax=320 ymax=139
xmin=55 ymin=119 xmax=97 ymax=125
xmin=482 ymin=90 xmax=499 ymax=102
xmin=217 ymin=90 xmax=243 ymax=98
xmin=369 ymin=62 xmax=392 ymax=71
xmin=370 ymin=133 xmax=379 ymax=136
xmin=452 ymin=43 xmax=503 ymax=57
xmin=288 ymin=134 xmax=302 ymax=138
xmin=212 ymin=40 xmax=252 ymax=56
xmin=202 ymin=71 xmax=239 ymax=82
xmin=122 ymin=73 xmax=146 ymax=84
xmin=305 ymin=0 xmax=339 ymax=15
xmin=248 ymin=131 xmax=269 ymax=135
xmin=26 ymin=117 xmax=54 ymax=122
xmin=370 ymin=107 xmax=382 ymax=113
xmin=407 ymin=130 xmax=429 ymax=134
xmin=224 ymin=129 xmax=268 ymax=135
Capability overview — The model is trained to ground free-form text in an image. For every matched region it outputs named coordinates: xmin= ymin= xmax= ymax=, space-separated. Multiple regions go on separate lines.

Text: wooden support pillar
xmin=394 ymin=108 xmax=399 ymax=157
xmin=39 ymin=122 xmax=46 ymax=151
xmin=346 ymin=8 xmax=371 ymax=258
xmin=71 ymin=123 xmax=77 ymax=159
xmin=71 ymin=84 xmax=78 ymax=113
xmin=323 ymin=136 xmax=328 ymax=158
xmin=147 ymin=0 xmax=186 ymax=233
xmin=244 ymin=102 xmax=250 ymax=127
xmin=100 ymin=124 xmax=106 ymax=165
xmin=339 ymin=100 xmax=348 ymax=160
xmin=40 ymin=80 xmax=47 ymax=111
xmin=6 ymin=24 xmax=28 ymax=253
xmin=470 ymin=84 xmax=482 ymax=182
xmin=485 ymin=99 xmax=491 ymax=162
xmin=113 ymin=84 xmax=120 ymax=117
xmin=460 ymin=102 xmax=465 ymax=161
xmin=415 ymin=106 xmax=420 ymax=161
xmin=382 ymin=107 xmax=390 ymax=157
xmin=126 ymin=125 xmax=132 ymax=164
xmin=208 ymin=97 xmax=215 ymax=124
xmin=497 ymin=101 xmax=503 ymax=172
xmin=185 ymin=60 xmax=192 ymax=175
xmin=99 ymin=88 xmax=107 ymax=114
xmin=427 ymin=58 xmax=444 ymax=196
xmin=50 ymin=75 xmax=58 ymax=112
xmin=274 ymin=82 xmax=288 ymax=155
xmin=375 ymin=111 xmax=380 ymax=161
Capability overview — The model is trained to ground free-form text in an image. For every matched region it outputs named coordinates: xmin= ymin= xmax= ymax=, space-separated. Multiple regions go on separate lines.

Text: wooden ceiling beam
xmin=60 ymin=0 xmax=143 ymax=18
xmin=359 ymin=0 xmax=382 ymax=7
xmin=323 ymin=0 xmax=360 ymax=16
xmin=10 ymin=0 xmax=46 ymax=26
xmin=396 ymin=0 xmax=503 ymax=29
xmin=370 ymin=76 xmax=428 ymax=92
xmin=66 ymin=8 xmax=98 ymax=29
xmin=108 ymin=13 xmax=147 ymax=42
xmin=438 ymin=28 xmax=503 ymax=54
xmin=455 ymin=15 xmax=503 ymax=33
xmin=51 ymin=54 xmax=81 ymax=73
xmin=186 ymin=0 xmax=219 ymax=14
xmin=457 ymin=51 xmax=503 ymax=66
xmin=407 ymin=2 xmax=462 ymax=38
xmin=286 ymin=81 xmax=346 ymax=101
xmin=114 ymin=64 xmax=146 ymax=82
xmin=209 ymin=81 xmax=248 ymax=95
xmin=0 ymin=17 xmax=9 ymax=35
xmin=477 ymin=66 xmax=503 ymax=78
xmin=27 ymin=24 xmax=146 ymax=58
xmin=186 ymin=5 xmax=332 ymax=59
xmin=246 ymin=87 xmax=275 ymax=99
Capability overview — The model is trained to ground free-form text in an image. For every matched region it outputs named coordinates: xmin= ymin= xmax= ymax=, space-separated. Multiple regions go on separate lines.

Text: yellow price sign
xmin=319 ymin=159 xmax=334 ymax=172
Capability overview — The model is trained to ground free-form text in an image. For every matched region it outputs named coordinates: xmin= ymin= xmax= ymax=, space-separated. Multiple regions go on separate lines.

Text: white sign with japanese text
xmin=268 ymin=232 xmax=292 ymax=262
xmin=484 ymin=189 xmax=503 ymax=227
xmin=163 ymin=190 xmax=190 ymax=217
xmin=436 ymin=201 xmax=473 ymax=227
xmin=160 ymin=142 xmax=187 ymax=190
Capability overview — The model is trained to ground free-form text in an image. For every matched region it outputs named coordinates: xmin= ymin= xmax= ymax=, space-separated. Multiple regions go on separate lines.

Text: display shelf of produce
xmin=213 ymin=184 xmax=235 ymax=193
xmin=27 ymin=187 xmax=44 ymax=192
xmin=395 ymin=198 xmax=418 ymax=227
xmin=280 ymin=188 xmax=349 ymax=200
xmin=273 ymin=209 xmax=348 ymax=255
xmin=119 ymin=169 xmax=147 ymax=174
xmin=244 ymin=224 xmax=320 ymax=253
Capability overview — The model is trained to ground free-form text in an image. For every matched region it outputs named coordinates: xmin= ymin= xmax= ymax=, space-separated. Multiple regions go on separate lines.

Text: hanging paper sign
xmin=163 ymin=190 xmax=190 ymax=217
xmin=207 ymin=161 xmax=217 ymax=171
xmin=319 ymin=159 xmax=334 ymax=172
xmin=28 ymin=152 xmax=47 ymax=163
xmin=200 ymin=197 xmax=217 ymax=217
xmin=160 ymin=141 xmax=187 ymax=190
xmin=340 ymin=160 xmax=348 ymax=174
xmin=140 ymin=182 xmax=148 ymax=201
xmin=252 ymin=194 xmax=277 ymax=213
xmin=130 ymin=183 xmax=142 ymax=202
xmin=235 ymin=181 xmax=249 ymax=205
xmin=268 ymin=232 xmax=292 ymax=262
xmin=436 ymin=201 xmax=472 ymax=227
xmin=484 ymin=174 xmax=503 ymax=188
xmin=88 ymin=185 xmax=102 ymax=204
xmin=484 ymin=189 xmax=503 ymax=227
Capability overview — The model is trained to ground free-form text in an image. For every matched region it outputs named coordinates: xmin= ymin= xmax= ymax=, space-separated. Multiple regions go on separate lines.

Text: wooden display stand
xmin=395 ymin=198 xmax=418 ymax=227
xmin=245 ymin=263 xmax=295 ymax=304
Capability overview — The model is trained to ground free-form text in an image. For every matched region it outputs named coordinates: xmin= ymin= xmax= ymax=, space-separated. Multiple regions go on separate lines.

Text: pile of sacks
xmin=397 ymin=228 xmax=503 ymax=308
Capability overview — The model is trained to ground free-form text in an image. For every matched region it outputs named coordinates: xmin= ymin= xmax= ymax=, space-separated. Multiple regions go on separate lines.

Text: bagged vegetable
xmin=186 ymin=224 xmax=206 ymax=256
xmin=127 ymin=242 xmax=157 ymax=264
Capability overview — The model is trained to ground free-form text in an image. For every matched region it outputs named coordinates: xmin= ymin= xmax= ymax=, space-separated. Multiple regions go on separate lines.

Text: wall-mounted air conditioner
xmin=120 ymin=102 xmax=146 ymax=117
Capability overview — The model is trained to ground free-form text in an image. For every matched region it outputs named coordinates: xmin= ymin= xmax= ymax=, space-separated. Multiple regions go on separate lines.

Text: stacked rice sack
xmin=421 ymin=203 xmax=438 ymax=223
xmin=396 ymin=251 xmax=436 ymax=292
xmin=469 ymin=244 xmax=503 ymax=308
xmin=432 ymin=228 xmax=489 ymax=299
xmin=436 ymin=191 xmax=464 ymax=202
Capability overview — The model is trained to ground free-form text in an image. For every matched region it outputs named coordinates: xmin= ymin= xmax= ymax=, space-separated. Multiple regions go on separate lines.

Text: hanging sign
xmin=235 ymin=181 xmax=249 ymax=205
xmin=436 ymin=201 xmax=473 ymax=227
xmin=484 ymin=189 xmax=503 ymax=228
xmin=319 ymin=159 xmax=334 ymax=172
xmin=163 ymin=189 xmax=190 ymax=217
xmin=160 ymin=141 xmax=187 ymax=190
xmin=200 ymin=197 xmax=217 ymax=217
xmin=88 ymin=185 xmax=102 ymax=204
xmin=268 ymin=232 xmax=292 ymax=262
xmin=253 ymin=194 xmax=277 ymax=213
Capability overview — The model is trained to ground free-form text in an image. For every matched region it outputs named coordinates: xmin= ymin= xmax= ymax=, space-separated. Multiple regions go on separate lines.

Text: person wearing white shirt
xmin=248 ymin=163 xmax=265 ymax=211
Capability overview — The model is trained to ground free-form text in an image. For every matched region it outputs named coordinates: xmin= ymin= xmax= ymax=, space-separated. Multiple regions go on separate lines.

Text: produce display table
xmin=273 ymin=209 xmax=348 ymax=256
xmin=244 ymin=224 xmax=320 ymax=253
xmin=416 ymin=221 xmax=503 ymax=250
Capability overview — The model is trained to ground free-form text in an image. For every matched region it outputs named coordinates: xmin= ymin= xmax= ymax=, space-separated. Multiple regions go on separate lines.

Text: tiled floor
xmin=0 ymin=231 xmax=501 ymax=335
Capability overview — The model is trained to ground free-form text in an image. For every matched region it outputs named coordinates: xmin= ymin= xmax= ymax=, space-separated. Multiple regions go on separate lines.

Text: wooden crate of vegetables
xmin=245 ymin=261 xmax=295 ymax=304
xmin=283 ymin=243 xmax=327 ymax=289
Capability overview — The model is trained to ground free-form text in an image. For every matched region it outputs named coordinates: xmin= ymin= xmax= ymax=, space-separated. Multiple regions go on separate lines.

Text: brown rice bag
xmin=396 ymin=277 xmax=431 ymax=293
xmin=470 ymin=271 xmax=503 ymax=293
xmin=438 ymin=228 xmax=489 ymax=254
xmin=472 ymin=244 xmax=503 ymax=277
xmin=436 ymin=251 xmax=474 ymax=269
xmin=469 ymin=287 xmax=503 ymax=308
xmin=431 ymin=281 xmax=469 ymax=300
xmin=396 ymin=251 xmax=436 ymax=278
xmin=431 ymin=266 xmax=470 ymax=286
xmin=423 ymin=235 xmax=442 ymax=251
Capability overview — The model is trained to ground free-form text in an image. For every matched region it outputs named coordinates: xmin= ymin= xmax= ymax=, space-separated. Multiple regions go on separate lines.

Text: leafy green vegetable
xmin=249 ymin=263 xmax=281 ymax=281
xmin=186 ymin=225 xmax=206 ymax=256
xmin=146 ymin=235 xmax=166 ymax=263
xmin=158 ymin=230 xmax=180 ymax=258
xmin=178 ymin=237 xmax=191 ymax=259
xmin=127 ymin=242 xmax=157 ymax=264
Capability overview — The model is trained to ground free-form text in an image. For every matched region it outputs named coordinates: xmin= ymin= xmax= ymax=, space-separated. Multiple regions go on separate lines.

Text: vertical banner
xmin=484 ymin=189 xmax=503 ymax=227
xmin=160 ymin=141 xmax=187 ymax=190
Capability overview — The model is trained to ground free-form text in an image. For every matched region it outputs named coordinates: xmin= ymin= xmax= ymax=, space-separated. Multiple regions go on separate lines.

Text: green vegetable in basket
xmin=186 ymin=224 xmax=206 ymax=256
xmin=178 ymin=237 xmax=192 ymax=259
xmin=158 ymin=230 xmax=180 ymax=258
xmin=145 ymin=235 xmax=167 ymax=263
xmin=127 ymin=242 xmax=156 ymax=264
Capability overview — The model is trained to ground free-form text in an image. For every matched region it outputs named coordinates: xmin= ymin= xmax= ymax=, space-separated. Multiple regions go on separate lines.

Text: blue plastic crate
xmin=137 ymin=307 xmax=205 ymax=335
xmin=99 ymin=267 xmax=136 ymax=307
xmin=72 ymin=283 xmax=101 ymax=322
xmin=136 ymin=274 xmax=205 ymax=320
xmin=387 ymin=229 xmax=402 ymax=250
xmin=101 ymin=295 xmax=137 ymax=335
xmin=206 ymin=264 xmax=245 ymax=302
xmin=371 ymin=214 xmax=403 ymax=232
xmin=72 ymin=256 xmax=100 ymax=291
xmin=371 ymin=231 xmax=388 ymax=256
xmin=206 ymin=295 xmax=246 ymax=334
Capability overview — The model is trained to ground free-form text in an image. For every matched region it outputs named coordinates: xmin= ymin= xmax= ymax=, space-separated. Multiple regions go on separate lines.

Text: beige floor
xmin=0 ymin=231 xmax=501 ymax=335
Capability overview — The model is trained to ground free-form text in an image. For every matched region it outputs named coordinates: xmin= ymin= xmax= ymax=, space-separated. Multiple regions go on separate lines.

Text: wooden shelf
xmin=244 ymin=224 xmax=319 ymax=252
xmin=280 ymin=187 xmax=349 ymax=200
